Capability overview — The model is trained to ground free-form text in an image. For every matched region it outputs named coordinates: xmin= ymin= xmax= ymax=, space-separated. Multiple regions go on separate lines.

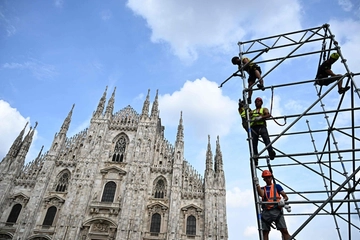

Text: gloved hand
xmin=253 ymin=177 xmax=259 ymax=186
xmin=284 ymin=204 xmax=291 ymax=212
xmin=254 ymin=116 xmax=262 ymax=121
xmin=278 ymin=198 xmax=286 ymax=207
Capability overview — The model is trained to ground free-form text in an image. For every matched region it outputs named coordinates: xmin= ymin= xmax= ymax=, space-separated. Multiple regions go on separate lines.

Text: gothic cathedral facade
xmin=0 ymin=87 xmax=228 ymax=240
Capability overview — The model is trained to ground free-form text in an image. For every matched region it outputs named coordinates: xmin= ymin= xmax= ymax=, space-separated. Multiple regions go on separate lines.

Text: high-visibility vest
xmin=239 ymin=108 xmax=246 ymax=118
xmin=262 ymin=184 xmax=281 ymax=210
xmin=251 ymin=108 xmax=266 ymax=126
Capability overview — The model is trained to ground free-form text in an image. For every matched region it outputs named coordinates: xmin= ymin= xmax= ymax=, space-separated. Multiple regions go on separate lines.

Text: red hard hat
xmin=262 ymin=170 xmax=272 ymax=177
xmin=255 ymin=97 xmax=263 ymax=103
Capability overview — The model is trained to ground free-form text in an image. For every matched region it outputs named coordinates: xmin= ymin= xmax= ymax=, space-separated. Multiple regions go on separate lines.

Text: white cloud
xmin=126 ymin=0 xmax=302 ymax=62
xmin=2 ymin=59 xmax=57 ymax=80
xmin=226 ymin=186 xmax=253 ymax=208
xmin=0 ymin=100 xmax=29 ymax=159
xmin=0 ymin=10 xmax=16 ymax=36
xmin=328 ymin=19 xmax=360 ymax=72
xmin=159 ymin=77 xmax=237 ymax=139
xmin=338 ymin=0 xmax=353 ymax=11
xmin=0 ymin=100 xmax=40 ymax=164
xmin=243 ymin=225 xmax=258 ymax=238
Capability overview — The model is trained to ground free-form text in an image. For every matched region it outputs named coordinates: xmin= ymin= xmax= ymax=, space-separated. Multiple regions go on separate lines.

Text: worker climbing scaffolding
xmin=250 ymin=97 xmax=276 ymax=166
xmin=315 ymin=52 xmax=350 ymax=94
xmin=232 ymin=55 xmax=265 ymax=104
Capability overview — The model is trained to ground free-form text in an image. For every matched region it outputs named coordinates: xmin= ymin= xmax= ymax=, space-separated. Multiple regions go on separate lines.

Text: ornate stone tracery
xmin=152 ymin=176 xmax=167 ymax=199
xmin=112 ymin=133 xmax=130 ymax=163
xmin=81 ymin=218 xmax=117 ymax=239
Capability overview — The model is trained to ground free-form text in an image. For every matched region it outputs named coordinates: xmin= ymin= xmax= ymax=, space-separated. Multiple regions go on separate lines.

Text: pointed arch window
xmin=55 ymin=170 xmax=70 ymax=192
xmin=43 ymin=206 xmax=57 ymax=226
xmin=186 ymin=215 xmax=196 ymax=235
xmin=150 ymin=213 xmax=161 ymax=233
xmin=112 ymin=135 xmax=127 ymax=162
xmin=101 ymin=181 xmax=116 ymax=202
xmin=154 ymin=179 xmax=166 ymax=198
xmin=6 ymin=203 xmax=22 ymax=224
xmin=0 ymin=234 xmax=12 ymax=240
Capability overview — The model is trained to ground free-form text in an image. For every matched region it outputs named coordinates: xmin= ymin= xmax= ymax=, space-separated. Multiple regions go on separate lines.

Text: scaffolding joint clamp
xmin=347 ymin=187 xmax=355 ymax=194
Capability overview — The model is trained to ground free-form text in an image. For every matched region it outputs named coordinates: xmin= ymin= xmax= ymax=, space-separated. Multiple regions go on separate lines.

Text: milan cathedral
xmin=0 ymin=87 xmax=228 ymax=240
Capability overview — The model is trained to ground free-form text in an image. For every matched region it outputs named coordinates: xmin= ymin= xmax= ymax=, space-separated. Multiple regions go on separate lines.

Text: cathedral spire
xmin=205 ymin=135 xmax=213 ymax=173
xmin=141 ymin=89 xmax=150 ymax=118
xmin=36 ymin=145 xmax=44 ymax=159
xmin=59 ymin=104 xmax=74 ymax=136
xmin=17 ymin=122 xmax=37 ymax=161
xmin=150 ymin=89 xmax=159 ymax=118
xmin=214 ymin=135 xmax=223 ymax=173
xmin=175 ymin=111 xmax=184 ymax=146
xmin=94 ymin=86 xmax=108 ymax=117
xmin=0 ymin=122 xmax=28 ymax=173
xmin=105 ymin=87 xmax=116 ymax=118
xmin=50 ymin=105 xmax=73 ymax=153
xmin=6 ymin=122 xmax=28 ymax=159
xmin=33 ymin=145 xmax=44 ymax=166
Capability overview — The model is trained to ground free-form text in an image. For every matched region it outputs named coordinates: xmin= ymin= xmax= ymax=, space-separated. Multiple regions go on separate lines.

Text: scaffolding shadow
xmin=222 ymin=24 xmax=360 ymax=240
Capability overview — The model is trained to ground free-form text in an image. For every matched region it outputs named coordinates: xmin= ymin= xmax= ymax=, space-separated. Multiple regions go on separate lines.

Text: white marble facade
xmin=0 ymin=88 xmax=228 ymax=240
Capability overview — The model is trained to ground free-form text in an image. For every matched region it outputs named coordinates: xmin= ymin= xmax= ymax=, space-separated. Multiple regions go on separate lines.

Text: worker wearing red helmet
xmin=254 ymin=170 xmax=291 ymax=240
xmin=315 ymin=52 xmax=350 ymax=94
xmin=250 ymin=97 xmax=276 ymax=166
xmin=231 ymin=56 xmax=265 ymax=104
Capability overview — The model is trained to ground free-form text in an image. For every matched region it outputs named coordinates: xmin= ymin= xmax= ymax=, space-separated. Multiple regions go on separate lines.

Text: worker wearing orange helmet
xmin=250 ymin=97 xmax=276 ymax=166
xmin=254 ymin=170 xmax=291 ymax=240
xmin=232 ymin=56 xmax=265 ymax=104
xmin=315 ymin=52 xmax=350 ymax=94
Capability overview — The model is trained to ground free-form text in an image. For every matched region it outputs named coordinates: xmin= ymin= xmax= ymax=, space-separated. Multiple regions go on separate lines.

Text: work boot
xmin=257 ymin=84 xmax=265 ymax=91
xmin=247 ymin=97 xmax=252 ymax=104
xmin=269 ymin=150 xmax=276 ymax=160
xmin=338 ymin=86 xmax=350 ymax=94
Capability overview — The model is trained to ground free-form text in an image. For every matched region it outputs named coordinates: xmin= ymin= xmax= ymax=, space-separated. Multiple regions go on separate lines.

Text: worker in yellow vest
xmin=238 ymin=99 xmax=251 ymax=131
xmin=250 ymin=97 xmax=276 ymax=166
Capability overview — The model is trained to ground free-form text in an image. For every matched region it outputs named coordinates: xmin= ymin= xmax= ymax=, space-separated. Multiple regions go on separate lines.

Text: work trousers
xmin=251 ymin=125 xmax=273 ymax=156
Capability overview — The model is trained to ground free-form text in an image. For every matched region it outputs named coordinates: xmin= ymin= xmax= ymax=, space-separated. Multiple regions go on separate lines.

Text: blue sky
xmin=1 ymin=0 xmax=360 ymax=239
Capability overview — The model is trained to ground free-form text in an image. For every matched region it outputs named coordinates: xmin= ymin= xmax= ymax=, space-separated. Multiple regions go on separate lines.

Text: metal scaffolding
xmin=222 ymin=24 xmax=360 ymax=240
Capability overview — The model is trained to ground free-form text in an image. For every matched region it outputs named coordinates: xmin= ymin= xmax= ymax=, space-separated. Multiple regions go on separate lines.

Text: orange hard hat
xmin=262 ymin=170 xmax=272 ymax=177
